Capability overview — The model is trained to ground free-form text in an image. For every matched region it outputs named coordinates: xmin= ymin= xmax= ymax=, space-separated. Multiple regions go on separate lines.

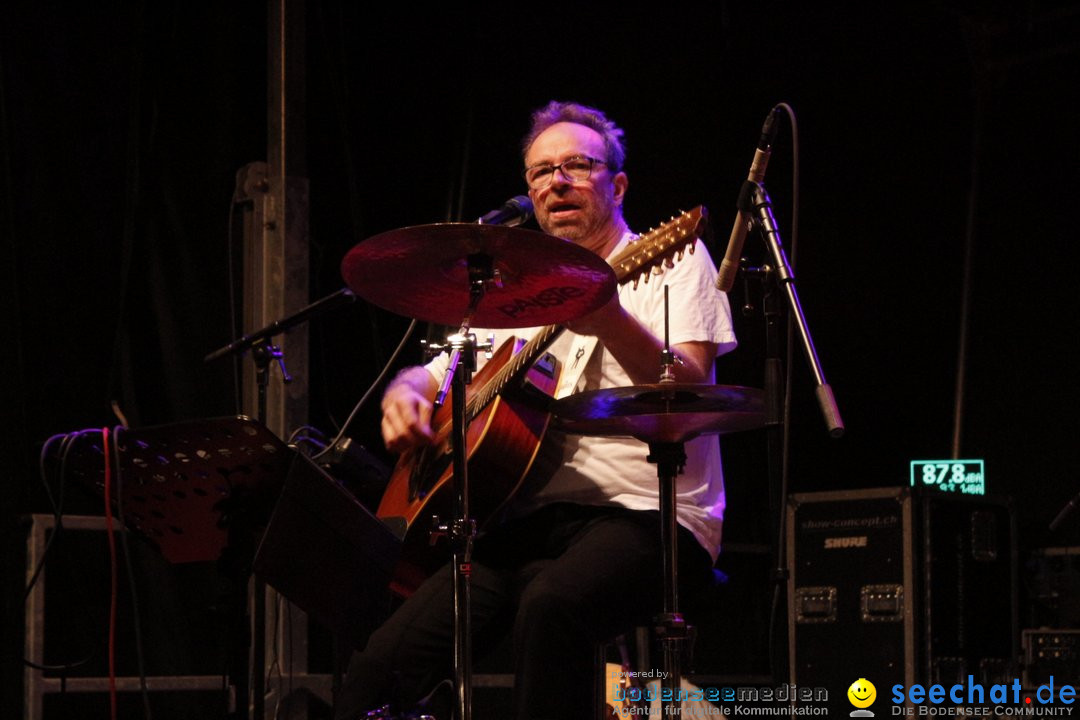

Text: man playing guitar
xmin=336 ymin=101 xmax=736 ymax=720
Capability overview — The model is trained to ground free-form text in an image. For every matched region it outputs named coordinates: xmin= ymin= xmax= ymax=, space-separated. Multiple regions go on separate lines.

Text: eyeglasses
xmin=522 ymin=155 xmax=608 ymax=189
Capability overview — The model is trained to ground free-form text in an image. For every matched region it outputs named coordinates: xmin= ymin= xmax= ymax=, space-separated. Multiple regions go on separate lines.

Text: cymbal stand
xmin=646 ymin=439 xmax=688 ymax=714
xmin=427 ymin=252 xmax=500 ymax=720
xmin=647 ymin=286 xmax=687 ymax=714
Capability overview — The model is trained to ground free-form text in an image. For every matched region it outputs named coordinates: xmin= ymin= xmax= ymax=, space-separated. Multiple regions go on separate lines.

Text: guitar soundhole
xmin=408 ymin=444 xmax=453 ymax=501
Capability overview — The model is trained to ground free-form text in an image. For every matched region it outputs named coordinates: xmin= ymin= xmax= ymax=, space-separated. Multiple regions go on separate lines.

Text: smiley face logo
xmin=847 ymin=678 xmax=877 ymax=710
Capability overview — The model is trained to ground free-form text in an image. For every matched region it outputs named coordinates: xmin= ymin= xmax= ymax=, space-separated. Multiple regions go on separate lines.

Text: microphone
xmin=477 ymin=195 xmax=534 ymax=227
xmin=715 ymin=107 xmax=781 ymax=292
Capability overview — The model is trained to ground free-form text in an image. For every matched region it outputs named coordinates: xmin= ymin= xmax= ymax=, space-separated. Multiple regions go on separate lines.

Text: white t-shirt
xmin=425 ymin=233 xmax=736 ymax=562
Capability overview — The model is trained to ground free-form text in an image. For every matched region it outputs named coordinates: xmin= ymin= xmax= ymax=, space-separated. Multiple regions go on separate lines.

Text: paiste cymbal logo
xmin=848 ymin=678 xmax=877 ymax=717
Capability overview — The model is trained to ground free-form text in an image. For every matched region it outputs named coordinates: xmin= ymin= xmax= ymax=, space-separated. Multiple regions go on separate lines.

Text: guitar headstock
xmin=608 ymin=206 xmax=708 ymax=289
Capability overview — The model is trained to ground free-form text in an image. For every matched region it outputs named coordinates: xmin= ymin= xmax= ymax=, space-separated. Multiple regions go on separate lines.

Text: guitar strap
xmin=553 ymin=334 xmax=599 ymax=399
xmin=552 ymin=232 xmax=636 ymax=400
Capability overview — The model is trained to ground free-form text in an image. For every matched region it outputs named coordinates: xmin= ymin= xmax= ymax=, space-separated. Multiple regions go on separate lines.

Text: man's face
xmin=524 ymin=122 xmax=627 ymax=250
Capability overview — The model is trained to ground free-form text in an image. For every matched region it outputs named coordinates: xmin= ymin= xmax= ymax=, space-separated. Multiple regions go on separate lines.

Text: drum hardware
xmin=341 ymin=223 xmax=617 ymax=329
xmin=552 ymin=288 xmax=766 ymax=714
xmin=342 ymin=223 xmax=619 ymax=720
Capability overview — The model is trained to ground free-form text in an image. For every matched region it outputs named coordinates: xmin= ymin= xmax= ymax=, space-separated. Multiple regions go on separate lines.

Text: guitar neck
xmin=466 ymin=324 xmax=563 ymax=421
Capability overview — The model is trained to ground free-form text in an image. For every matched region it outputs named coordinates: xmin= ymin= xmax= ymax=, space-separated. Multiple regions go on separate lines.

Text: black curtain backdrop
xmin=4 ymin=2 xmax=1080 ymax=714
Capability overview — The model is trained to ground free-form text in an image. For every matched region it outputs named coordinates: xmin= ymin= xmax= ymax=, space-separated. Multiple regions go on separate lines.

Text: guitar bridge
xmin=531 ymin=351 xmax=557 ymax=379
xmin=512 ymin=351 xmax=559 ymax=411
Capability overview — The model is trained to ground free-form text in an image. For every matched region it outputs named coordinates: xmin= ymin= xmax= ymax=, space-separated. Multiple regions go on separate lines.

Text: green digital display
xmin=910 ymin=459 xmax=986 ymax=495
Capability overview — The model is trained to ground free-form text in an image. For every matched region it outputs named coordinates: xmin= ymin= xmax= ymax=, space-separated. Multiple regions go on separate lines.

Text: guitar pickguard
xmin=407 ymin=442 xmax=452 ymax=502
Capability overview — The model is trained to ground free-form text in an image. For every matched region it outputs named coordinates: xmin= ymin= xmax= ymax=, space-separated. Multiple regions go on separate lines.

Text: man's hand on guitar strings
xmin=381 ymin=369 xmax=438 ymax=453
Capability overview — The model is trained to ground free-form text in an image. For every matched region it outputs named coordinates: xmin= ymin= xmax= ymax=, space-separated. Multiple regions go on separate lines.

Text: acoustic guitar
xmin=377 ymin=207 xmax=709 ymax=594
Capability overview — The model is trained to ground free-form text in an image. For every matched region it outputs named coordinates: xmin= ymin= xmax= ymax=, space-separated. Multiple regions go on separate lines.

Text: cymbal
xmin=551 ymin=383 xmax=766 ymax=443
xmin=341 ymin=223 xmax=617 ymax=328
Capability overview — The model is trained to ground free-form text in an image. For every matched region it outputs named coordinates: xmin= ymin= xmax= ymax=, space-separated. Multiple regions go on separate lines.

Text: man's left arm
xmin=566 ymin=299 xmax=717 ymax=385
xmin=565 ymin=238 xmax=734 ymax=384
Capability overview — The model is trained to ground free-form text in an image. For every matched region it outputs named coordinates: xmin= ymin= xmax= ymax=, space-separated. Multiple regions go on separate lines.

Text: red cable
xmin=102 ymin=427 xmax=118 ymax=720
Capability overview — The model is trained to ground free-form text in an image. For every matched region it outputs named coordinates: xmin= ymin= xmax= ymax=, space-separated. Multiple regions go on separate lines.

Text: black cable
xmin=267 ymin=592 xmax=282 ymax=715
xmin=38 ymin=435 xmax=65 ymax=512
xmin=291 ymin=436 xmax=328 ymax=455
xmin=313 ymin=0 xmax=385 ymax=383
xmin=286 ymin=424 xmax=328 ymax=445
xmin=286 ymin=601 xmax=294 ymax=705
xmin=24 ymin=430 xmax=97 ymax=673
xmin=312 ymin=319 xmax=418 ymax=462
xmin=776 ymin=102 xmax=801 ymax=561
xmin=24 ymin=433 xmax=78 ymax=601
xmin=761 ymin=101 xmax=800 ymax=685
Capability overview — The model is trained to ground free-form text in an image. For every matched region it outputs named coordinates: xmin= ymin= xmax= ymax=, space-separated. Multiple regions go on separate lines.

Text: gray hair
xmin=522 ymin=101 xmax=626 ymax=172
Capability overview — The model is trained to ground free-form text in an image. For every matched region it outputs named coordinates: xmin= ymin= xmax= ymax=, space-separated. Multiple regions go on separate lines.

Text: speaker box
xmin=787 ymin=487 xmax=1017 ymax=714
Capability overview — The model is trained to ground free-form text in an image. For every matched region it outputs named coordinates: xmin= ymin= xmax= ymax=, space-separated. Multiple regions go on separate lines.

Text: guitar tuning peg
xmin=632 ymin=277 xmax=641 ymax=290
xmin=688 ymin=243 xmax=695 ymax=254
xmin=676 ymin=250 xmax=684 ymax=261
xmin=664 ymin=258 xmax=675 ymax=268
xmin=642 ymin=271 xmax=651 ymax=284
xmin=652 ymin=265 xmax=664 ymax=276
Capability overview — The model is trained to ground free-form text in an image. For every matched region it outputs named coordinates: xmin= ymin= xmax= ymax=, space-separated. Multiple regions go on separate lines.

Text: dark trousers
xmin=334 ymin=502 xmax=713 ymax=720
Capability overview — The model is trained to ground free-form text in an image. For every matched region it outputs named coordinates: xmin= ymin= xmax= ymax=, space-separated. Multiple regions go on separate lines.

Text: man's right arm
xmin=380 ymin=365 xmax=439 ymax=453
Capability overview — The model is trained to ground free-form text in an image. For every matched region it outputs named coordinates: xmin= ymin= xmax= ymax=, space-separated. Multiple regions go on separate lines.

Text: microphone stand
xmin=204 ymin=286 xmax=356 ymax=720
xmin=734 ymin=180 xmax=844 ymax=686
xmin=748 ymin=182 xmax=843 ymax=437
xmin=204 ymin=287 xmax=356 ymax=364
